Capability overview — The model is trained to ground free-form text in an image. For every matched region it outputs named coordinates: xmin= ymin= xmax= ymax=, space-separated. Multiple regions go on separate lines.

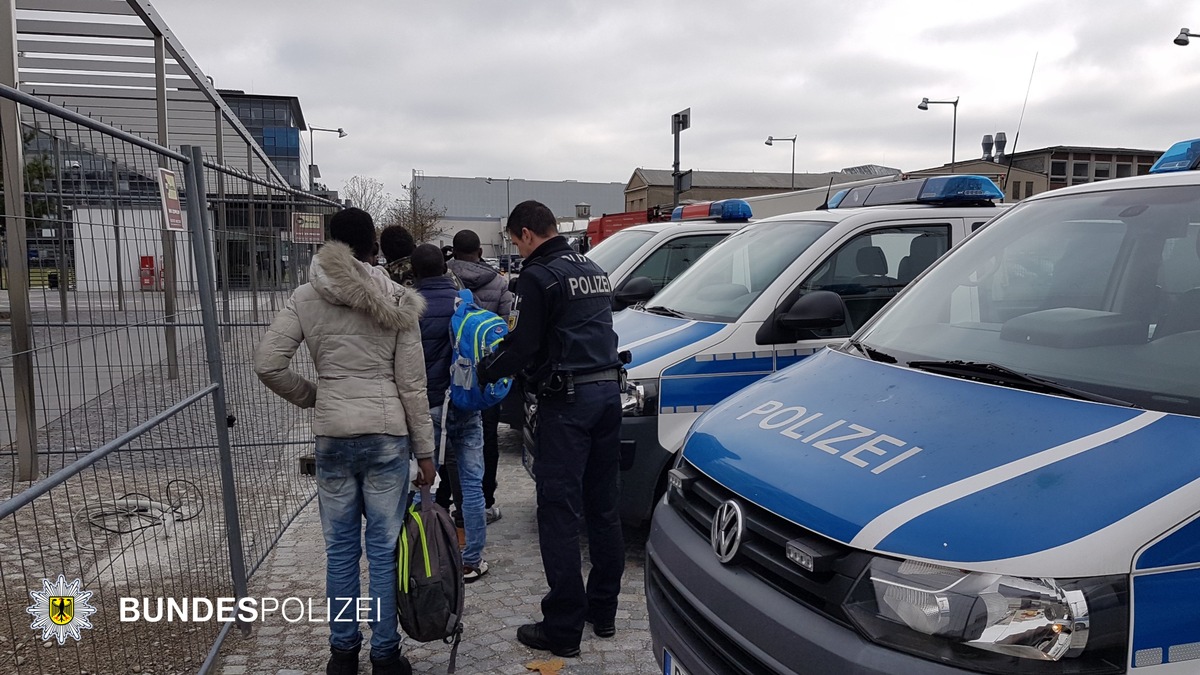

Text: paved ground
xmin=216 ymin=427 xmax=660 ymax=675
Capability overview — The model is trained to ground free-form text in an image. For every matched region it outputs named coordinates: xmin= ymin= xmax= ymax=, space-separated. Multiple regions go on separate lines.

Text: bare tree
xmin=381 ymin=182 xmax=448 ymax=243
xmin=340 ymin=175 xmax=392 ymax=222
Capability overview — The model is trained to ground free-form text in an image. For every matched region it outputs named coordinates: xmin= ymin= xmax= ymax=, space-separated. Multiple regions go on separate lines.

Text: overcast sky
xmin=160 ymin=0 xmax=1200 ymax=198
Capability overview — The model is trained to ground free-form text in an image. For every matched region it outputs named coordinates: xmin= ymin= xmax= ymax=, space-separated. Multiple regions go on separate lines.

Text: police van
xmin=647 ymin=140 xmax=1200 ymax=674
xmin=586 ymin=199 xmax=754 ymax=310
xmin=615 ymin=175 xmax=1007 ymax=524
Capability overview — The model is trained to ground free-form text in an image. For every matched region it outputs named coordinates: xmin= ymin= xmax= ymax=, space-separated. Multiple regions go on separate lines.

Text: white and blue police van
xmin=614 ymin=175 xmax=1007 ymax=524
xmin=586 ymin=199 xmax=755 ymax=310
xmin=647 ymin=140 xmax=1200 ymax=674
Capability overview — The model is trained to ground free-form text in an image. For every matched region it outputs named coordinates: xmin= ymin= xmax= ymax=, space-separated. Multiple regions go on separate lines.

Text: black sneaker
xmin=485 ymin=505 xmax=502 ymax=524
xmin=370 ymin=652 xmax=412 ymax=675
xmin=326 ymin=644 xmax=359 ymax=675
xmin=516 ymin=622 xmax=580 ymax=658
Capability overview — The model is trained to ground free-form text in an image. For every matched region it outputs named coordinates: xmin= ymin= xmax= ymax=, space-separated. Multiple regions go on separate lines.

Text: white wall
xmin=73 ymin=207 xmax=210 ymax=293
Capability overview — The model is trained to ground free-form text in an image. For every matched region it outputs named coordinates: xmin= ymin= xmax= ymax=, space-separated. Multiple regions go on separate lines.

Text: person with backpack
xmin=445 ymin=229 xmax=513 ymax=524
xmin=479 ymin=201 xmax=625 ymax=658
xmin=410 ymin=244 xmax=490 ymax=583
xmin=253 ymin=208 xmax=436 ymax=675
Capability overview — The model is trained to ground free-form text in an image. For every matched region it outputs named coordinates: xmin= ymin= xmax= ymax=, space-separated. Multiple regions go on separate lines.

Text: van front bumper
xmin=646 ymin=498 xmax=972 ymax=675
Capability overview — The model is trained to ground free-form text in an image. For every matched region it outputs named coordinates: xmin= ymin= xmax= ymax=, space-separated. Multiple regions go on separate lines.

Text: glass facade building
xmin=220 ymin=91 xmax=310 ymax=189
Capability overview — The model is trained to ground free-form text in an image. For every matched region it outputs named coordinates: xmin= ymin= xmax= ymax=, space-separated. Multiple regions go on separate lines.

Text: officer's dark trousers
xmin=532 ymin=380 xmax=625 ymax=647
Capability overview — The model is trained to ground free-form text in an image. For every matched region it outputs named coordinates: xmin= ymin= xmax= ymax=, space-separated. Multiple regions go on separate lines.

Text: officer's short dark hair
xmin=452 ymin=229 xmax=481 ymax=255
xmin=411 ymin=243 xmax=446 ymax=280
xmin=328 ymin=208 xmax=376 ymax=261
xmin=506 ymin=200 xmax=558 ymax=238
xmin=379 ymin=225 xmax=415 ymax=263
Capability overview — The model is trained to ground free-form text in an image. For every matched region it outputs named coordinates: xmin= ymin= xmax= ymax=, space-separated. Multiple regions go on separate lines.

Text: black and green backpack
xmin=397 ymin=484 xmax=464 ymax=672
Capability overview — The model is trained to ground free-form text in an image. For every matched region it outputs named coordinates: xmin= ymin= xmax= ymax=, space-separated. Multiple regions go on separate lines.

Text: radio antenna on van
xmin=818 ymin=176 xmax=835 ymax=210
xmin=1003 ymin=52 xmax=1039 ymax=193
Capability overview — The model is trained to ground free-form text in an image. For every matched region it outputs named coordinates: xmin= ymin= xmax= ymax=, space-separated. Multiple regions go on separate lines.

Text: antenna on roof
xmin=818 ymin=176 xmax=835 ymax=210
xmin=1004 ymin=52 xmax=1038 ymax=193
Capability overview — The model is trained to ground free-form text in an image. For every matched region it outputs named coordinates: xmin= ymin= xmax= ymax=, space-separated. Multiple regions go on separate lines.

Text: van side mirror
xmin=778 ymin=290 xmax=846 ymax=330
xmin=614 ymin=276 xmax=656 ymax=309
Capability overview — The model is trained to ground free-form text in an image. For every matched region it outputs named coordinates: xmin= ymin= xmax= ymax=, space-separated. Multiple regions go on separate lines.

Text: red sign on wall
xmin=158 ymin=168 xmax=185 ymax=231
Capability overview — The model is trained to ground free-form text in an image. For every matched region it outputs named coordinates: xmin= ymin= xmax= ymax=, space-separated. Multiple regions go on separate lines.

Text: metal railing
xmin=0 ymin=82 xmax=339 ymax=673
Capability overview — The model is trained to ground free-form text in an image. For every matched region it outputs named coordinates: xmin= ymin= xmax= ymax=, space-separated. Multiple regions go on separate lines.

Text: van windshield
xmin=586 ymin=229 xmax=655 ymax=274
xmin=858 ymin=185 xmax=1200 ymax=416
xmin=647 ymin=220 xmax=832 ymax=322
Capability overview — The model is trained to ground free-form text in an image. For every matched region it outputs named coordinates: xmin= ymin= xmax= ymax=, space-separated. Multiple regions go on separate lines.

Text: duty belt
xmin=572 ymin=368 xmax=621 ymax=384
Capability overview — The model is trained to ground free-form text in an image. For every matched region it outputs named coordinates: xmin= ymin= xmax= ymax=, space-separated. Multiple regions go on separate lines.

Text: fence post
xmin=112 ymin=161 xmax=125 ymax=310
xmin=51 ymin=136 xmax=69 ymax=319
xmin=182 ymin=145 xmax=249 ymax=622
xmin=1 ymin=0 xmax=39 ymax=480
xmin=156 ymin=34 xmax=179 ymax=380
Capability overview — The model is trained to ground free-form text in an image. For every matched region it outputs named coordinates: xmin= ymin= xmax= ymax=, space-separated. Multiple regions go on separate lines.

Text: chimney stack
xmin=982 ymin=134 xmax=994 ymax=161
xmin=994 ymin=131 xmax=1008 ymax=162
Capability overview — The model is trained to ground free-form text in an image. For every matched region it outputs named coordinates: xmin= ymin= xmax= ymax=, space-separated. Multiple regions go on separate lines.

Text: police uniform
xmin=480 ymin=235 xmax=625 ymax=649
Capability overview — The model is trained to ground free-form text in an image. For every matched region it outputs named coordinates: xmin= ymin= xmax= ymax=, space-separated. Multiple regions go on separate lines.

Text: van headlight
xmin=621 ymin=379 xmax=658 ymax=416
xmin=844 ymin=557 xmax=1127 ymax=674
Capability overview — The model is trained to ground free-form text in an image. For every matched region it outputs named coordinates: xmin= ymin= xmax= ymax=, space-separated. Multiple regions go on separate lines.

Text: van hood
xmin=682 ymin=348 xmax=1200 ymax=577
xmin=614 ymin=309 xmax=727 ymax=372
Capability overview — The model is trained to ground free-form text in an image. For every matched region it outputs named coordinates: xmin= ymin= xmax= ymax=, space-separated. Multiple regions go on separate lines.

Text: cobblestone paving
xmin=217 ymin=429 xmax=660 ymax=675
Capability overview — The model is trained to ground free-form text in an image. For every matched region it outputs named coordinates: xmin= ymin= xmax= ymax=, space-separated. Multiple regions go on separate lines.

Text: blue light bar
xmin=829 ymin=175 xmax=1002 ymax=208
xmin=826 ymin=188 xmax=849 ymax=209
xmin=709 ymin=199 xmax=753 ymax=220
xmin=917 ymin=175 xmax=1004 ymax=203
xmin=670 ymin=199 xmax=753 ymax=222
xmin=1150 ymin=138 xmax=1200 ymax=173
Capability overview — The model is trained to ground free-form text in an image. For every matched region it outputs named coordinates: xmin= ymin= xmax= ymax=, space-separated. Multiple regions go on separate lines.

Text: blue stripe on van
xmin=660 ymin=373 xmax=768 ymax=412
xmin=876 ymin=414 xmax=1199 ymax=563
xmin=1133 ymin=569 xmax=1200 ymax=667
xmin=663 ymin=352 xmax=775 ymax=376
xmin=1139 ymin=517 xmax=1200 ymax=570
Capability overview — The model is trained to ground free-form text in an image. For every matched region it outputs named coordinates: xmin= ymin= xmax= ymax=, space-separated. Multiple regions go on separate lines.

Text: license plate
xmin=663 ymin=649 xmax=690 ymax=675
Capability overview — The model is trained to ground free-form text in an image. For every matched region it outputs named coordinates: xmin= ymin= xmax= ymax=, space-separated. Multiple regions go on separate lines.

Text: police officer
xmin=480 ymin=200 xmax=624 ymax=658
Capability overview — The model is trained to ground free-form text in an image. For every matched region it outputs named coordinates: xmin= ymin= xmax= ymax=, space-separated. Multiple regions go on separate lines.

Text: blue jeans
xmin=430 ymin=405 xmax=486 ymax=567
xmin=315 ymin=434 xmax=410 ymax=660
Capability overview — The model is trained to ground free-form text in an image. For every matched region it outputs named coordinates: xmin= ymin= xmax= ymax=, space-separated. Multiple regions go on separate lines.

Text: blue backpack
xmin=448 ymin=289 xmax=512 ymax=410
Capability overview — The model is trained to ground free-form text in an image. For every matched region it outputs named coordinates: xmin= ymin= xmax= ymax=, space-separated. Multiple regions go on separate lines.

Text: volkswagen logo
xmin=711 ymin=500 xmax=745 ymax=563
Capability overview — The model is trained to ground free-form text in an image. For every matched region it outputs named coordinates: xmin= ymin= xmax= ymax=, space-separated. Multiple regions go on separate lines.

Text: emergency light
xmin=833 ymin=175 xmax=1003 ymax=208
xmin=1149 ymin=138 xmax=1200 ymax=173
xmin=670 ymin=199 xmax=753 ymax=222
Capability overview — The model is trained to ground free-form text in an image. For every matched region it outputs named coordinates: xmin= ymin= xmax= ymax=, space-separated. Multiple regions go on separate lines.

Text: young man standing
xmin=411 ymin=243 xmax=490 ymax=583
xmin=480 ymin=201 xmax=625 ymax=658
xmin=254 ymin=208 xmax=436 ymax=675
xmin=446 ymin=229 xmax=513 ymax=523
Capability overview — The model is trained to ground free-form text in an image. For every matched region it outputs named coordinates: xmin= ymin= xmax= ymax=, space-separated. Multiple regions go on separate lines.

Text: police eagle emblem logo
xmin=27 ymin=575 xmax=97 ymax=644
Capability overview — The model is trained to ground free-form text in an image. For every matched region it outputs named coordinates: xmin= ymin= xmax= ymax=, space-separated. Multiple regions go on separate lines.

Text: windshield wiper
xmin=644 ymin=305 xmax=689 ymax=319
xmin=846 ymin=339 xmax=897 ymax=363
xmin=907 ymin=360 xmax=1138 ymax=408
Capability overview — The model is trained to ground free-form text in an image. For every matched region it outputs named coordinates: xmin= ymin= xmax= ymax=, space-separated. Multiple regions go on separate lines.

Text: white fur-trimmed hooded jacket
xmin=253 ymin=241 xmax=435 ymax=459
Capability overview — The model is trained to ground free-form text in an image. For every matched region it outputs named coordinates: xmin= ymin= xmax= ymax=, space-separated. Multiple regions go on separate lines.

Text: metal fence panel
xmin=0 ymin=83 xmax=339 ymax=673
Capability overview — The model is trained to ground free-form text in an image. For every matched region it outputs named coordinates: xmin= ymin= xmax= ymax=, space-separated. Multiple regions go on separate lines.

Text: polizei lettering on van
xmin=566 ymin=274 xmax=612 ymax=298
xmin=736 ymin=400 xmax=922 ymax=474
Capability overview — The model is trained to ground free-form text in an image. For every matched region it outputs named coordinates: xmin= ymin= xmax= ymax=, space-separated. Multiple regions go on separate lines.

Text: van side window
xmin=800 ymin=226 xmax=950 ymax=337
xmin=627 ymin=234 xmax=726 ymax=292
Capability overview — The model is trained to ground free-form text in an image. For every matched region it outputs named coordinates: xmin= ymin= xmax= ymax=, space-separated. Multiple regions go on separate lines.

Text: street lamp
xmin=308 ymin=125 xmax=347 ymax=191
xmin=764 ymin=135 xmax=797 ymax=189
xmin=1175 ymin=28 xmax=1200 ymax=45
xmin=918 ymin=96 xmax=959 ymax=172
xmin=486 ymin=177 xmax=512 ymax=255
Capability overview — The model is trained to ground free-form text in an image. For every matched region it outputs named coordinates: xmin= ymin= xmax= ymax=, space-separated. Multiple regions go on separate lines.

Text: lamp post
xmin=308 ymin=125 xmax=346 ymax=192
xmin=764 ymin=135 xmax=797 ymax=189
xmin=1175 ymin=28 xmax=1200 ymax=45
xmin=917 ymin=96 xmax=959 ymax=172
xmin=486 ymin=177 xmax=511 ymax=255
